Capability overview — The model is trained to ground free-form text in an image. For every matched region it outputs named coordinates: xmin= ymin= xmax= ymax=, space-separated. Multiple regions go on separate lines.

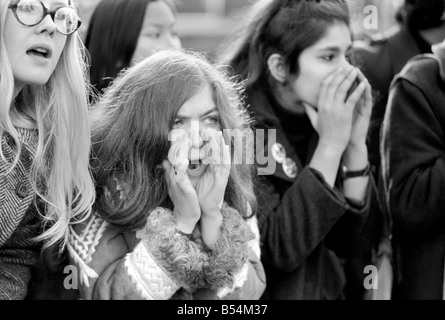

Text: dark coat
xmin=381 ymin=49 xmax=445 ymax=299
xmin=247 ymin=84 xmax=372 ymax=300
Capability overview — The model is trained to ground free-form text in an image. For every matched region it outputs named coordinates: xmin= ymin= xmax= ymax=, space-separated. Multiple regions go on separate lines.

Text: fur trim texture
xmin=136 ymin=207 xmax=208 ymax=292
xmin=204 ymin=203 xmax=254 ymax=290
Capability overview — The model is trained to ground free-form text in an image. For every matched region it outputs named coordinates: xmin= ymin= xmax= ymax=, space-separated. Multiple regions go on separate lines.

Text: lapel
xmin=0 ymin=129 xmax=37 ymax=246
xmin=431 ymin=40 xmax=445 ymax=301
xmin=247 ymin=85 xmax=305 ymax=182
xmin=432 ymin=40 xmax=445 ymax=81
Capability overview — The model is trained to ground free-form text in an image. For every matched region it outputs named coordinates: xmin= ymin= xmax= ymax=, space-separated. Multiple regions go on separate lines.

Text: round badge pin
xmin=283 ymin=157 xmax=298 ymax=179
xmin=271 ymin=143 xmax=286 ymax=164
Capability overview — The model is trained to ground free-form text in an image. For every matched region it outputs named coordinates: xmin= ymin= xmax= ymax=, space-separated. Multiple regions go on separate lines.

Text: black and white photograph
xmin=1 ymin=0 xmax=445 ymax=309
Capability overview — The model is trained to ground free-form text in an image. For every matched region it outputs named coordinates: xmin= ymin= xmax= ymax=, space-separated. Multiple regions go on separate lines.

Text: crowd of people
xmin=0 ymin=0 xmax=444 ymax=300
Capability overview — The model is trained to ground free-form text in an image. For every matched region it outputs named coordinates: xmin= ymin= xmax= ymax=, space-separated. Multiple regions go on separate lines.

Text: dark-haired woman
xmin=220 ymin=0 xmax=374 ymax=300
xmin=85 ymin=0 xmax=182 ymax=99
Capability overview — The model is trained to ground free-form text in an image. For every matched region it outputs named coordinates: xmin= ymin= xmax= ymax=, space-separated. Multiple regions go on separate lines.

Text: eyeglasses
xmin=8 ymin=0 xmax=81 ymax=35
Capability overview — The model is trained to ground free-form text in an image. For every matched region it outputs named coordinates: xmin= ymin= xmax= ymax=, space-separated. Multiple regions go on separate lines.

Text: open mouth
xmin=27 ymin=48 xmax=51 ymax=59
xmin=188 ymin=159 xmax=203 ymax=172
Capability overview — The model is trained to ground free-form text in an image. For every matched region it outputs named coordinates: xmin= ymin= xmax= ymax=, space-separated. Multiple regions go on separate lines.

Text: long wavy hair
xmin=90 ymin=50 xmax=256 ymax=231
xmin=85 ymin=0 xmax=176 ymax=97
xmin=219 ymin=0 xmax=351 ymax=89
xmin=0 ymin=0 xmax=95 ymax=252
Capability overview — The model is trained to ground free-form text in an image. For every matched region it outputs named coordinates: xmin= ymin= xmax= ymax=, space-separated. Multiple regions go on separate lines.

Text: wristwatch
xmin=340 ymin=162 xmax=370 ymax=179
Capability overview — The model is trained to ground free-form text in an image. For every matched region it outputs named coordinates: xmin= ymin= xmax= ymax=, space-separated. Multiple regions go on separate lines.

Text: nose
xmin=189 ymin=120 xmax=204 ymax=149
xmin=35 ymin=14 xmax=57 ymax=36
xmin=168 ymin=34 xmax=182 ymax=50
xmin=159 ymin=33 xmax=182 ymax=51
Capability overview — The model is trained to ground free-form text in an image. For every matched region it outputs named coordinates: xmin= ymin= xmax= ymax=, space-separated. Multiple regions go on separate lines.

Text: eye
xmin=173 ymin=119 xmax=183 ymax=129
xmin=19 ymin=2 xmax=38 ymax=13
xmin=205 ymin=116 xmax=220 ymax=126
xmin=145 ymin=32 xmax=161 ymax=39
xmin=55 ymin=12 xmax=67 ymax=21
xmin=321 ymin=54 xmax=335 ymax=62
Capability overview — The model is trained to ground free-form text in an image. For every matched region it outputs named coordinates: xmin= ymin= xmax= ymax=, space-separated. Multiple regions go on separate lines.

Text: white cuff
xmin=125 ymin=241 xmax=180 ymax=300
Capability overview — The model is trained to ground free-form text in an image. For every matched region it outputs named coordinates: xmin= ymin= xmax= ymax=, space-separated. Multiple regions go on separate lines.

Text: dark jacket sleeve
xmin=257 ymin=167 xmax=370 ymax=273
xmin=381 ymin=61 xmax=445 ymax=237
xmin=325 ymin=174 xmax=374 ymax=258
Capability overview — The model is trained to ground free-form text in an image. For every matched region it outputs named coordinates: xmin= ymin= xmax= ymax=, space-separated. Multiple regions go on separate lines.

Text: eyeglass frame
xmin=8 ymin=0 xmax=82 ymax=35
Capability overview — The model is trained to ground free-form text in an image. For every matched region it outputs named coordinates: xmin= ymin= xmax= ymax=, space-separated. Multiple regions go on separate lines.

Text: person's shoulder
xmin=391 ymin=54 xmax=444 ymax=104
xmin=406 ymin=54 xmax=440 ymax=67
xmin=398 ymin=54 xmax=440 ymax=83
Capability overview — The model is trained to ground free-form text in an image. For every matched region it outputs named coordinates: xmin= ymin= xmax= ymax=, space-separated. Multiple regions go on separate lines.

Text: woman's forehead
xmin=307 ymin=23 xmax=351 ymax=52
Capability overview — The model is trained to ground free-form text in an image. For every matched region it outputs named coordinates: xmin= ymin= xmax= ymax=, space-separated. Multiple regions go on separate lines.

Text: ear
xmin=267 ymin=53 xmax=288 ymax=83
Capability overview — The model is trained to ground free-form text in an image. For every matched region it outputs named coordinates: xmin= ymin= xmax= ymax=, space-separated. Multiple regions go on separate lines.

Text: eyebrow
xmin=176 ymin=108 xmax=218 ymax=119
xmin=144 ymin=21 xmax=176 ymax=28
xmin=50 ymin=2 xmax=70 ymax=9
xmin=318 ymin=44 xmax=353 ymax=52
xmin=55 ymin=1 xmax=70 ymax=7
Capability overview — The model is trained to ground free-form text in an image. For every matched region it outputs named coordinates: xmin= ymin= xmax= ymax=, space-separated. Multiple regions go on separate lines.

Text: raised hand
xmin=304 ymin=66 xmax=367 ymax=154
xmin=348 ymin=68 xmax=373 ymax=149
xmin=196 ymin=128 xmax=231 ymax=215
xmin=195 ymin=128 xmax=231 ymax=249
xmin=339 ymin=68 xmax=372 ymax=206
xmin=305 ymin=66 xmax=368 ymax=187
xmin=163 ymin=131 xmax=200 ymax=234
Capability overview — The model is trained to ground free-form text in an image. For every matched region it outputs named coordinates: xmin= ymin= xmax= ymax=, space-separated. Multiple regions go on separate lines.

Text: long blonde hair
xmin=0 ymin=0 xmax=95 ymax=252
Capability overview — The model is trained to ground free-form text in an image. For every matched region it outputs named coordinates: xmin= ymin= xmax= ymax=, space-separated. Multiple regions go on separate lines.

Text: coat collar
xmin=432 ymin=40 xmax=445 ymax=81
xmin=246 ymin=84 xmax=317 ymax=182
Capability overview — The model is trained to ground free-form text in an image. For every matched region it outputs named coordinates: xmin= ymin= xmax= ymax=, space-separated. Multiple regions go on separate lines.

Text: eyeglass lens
xmin=14 ymin=0 xmax=80 ymax=35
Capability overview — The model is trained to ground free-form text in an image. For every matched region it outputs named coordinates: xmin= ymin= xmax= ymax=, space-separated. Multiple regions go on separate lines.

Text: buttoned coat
xmin=0 ymin=128 xmax=40 ymax=300
xmin=247 ymin=85 xmax=373 ymax=300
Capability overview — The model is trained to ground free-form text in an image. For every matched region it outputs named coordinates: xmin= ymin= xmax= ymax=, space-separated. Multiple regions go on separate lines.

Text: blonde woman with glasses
xmin=0 ymin=0 xmax=95 ymax=299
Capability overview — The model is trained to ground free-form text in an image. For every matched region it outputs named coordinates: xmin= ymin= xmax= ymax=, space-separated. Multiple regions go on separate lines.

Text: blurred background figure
xmin=84 ymin=0 xmax=182 ymax=99
xmin=78 ymin=1 xmax=401 ymax=60
xmin=352 ymin=0 xmax=445 ymax=182
xmin=350 ymin=0 xmax=445 ymax=300
xmin=381 ymin=37 xmax=445 ymax=300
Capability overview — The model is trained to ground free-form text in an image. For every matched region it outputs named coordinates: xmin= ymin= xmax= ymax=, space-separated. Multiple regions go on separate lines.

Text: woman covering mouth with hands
xmin=67 ymin=50 xmax=265 ymax=300
xmin=165 ymin=124 xmax=232 ymax=250
xmin=219 ymin=0 xmax=375 ymax=300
